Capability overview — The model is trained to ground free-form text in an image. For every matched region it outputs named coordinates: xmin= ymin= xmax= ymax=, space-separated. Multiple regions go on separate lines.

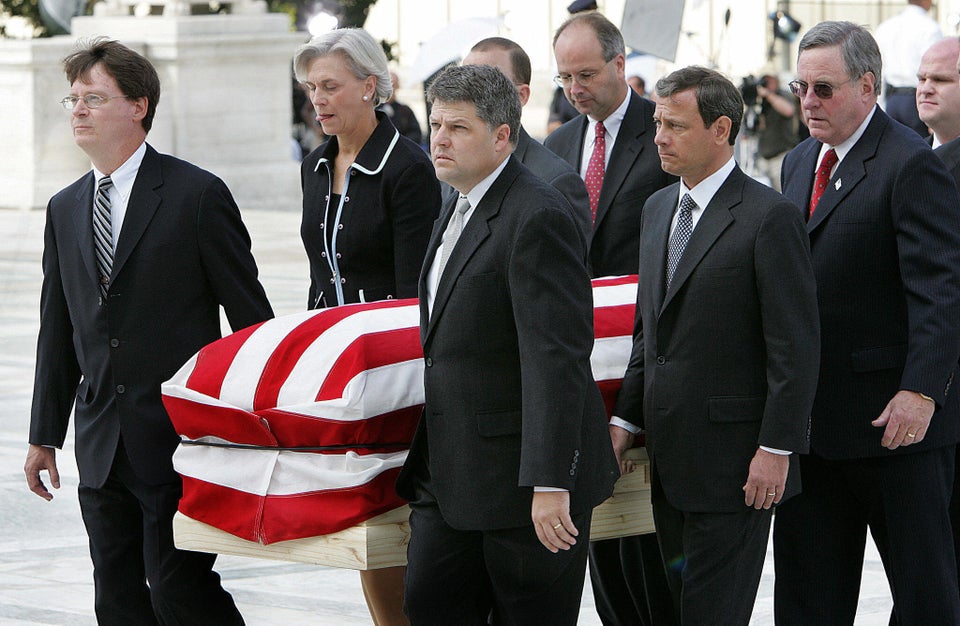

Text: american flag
xmin=161 ymin=275 xmax=638 ymax=544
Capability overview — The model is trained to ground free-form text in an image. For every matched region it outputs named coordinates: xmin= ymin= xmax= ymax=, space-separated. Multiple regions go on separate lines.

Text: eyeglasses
xmin=788 ymin=78 xmax=854 ymax=100
xmin=60 ymin=94 xmax=129 ymax=110
xmin=554 ymin=58 xmax=615 ymax=88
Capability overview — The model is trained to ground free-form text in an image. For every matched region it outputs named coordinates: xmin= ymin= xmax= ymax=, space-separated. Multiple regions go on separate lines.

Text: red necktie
xmin=809 ymin=148 xmax=838 ymax=218
xmin=585 ymin=121 xmax=606 ymax=224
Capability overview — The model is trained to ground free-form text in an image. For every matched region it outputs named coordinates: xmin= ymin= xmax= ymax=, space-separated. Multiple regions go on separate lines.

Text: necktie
xmin=666 ymin=193 xmax=696 ymax=288
xmin=585 ymin=121 xmax=606 ymax=224
xmin=436 ymin=195 xmax=470 ymax=278
xmin=809 ymin=148 xmax=838 ymax=218
xmin=93 ymin=175 xmax=114 ymax=299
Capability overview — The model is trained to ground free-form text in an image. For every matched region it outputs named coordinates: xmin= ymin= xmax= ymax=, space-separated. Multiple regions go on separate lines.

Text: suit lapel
xmin=595 ymin=93 xmax=650 ymax=230
xmin=69 ymin=173 xmax=99 ymax=288
xmin=112 ymin=145 xmax=163 ymax=281
xmin=423 ymin=159 xmax=518 ymax=344
xmin=643 ymin=185 xmax=677 ymax=312
xmin=419 ymin=194 xmax=457 ymax=341
xmin=660 ymin=170 xmax=739 ymax=313
xmin=808 ymin=108 xmax=885 ymax=232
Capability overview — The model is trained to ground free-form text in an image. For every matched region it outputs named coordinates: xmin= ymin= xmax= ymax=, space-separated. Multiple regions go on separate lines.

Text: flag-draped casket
xmin=162 ymin=275 xmax=639 ymax=545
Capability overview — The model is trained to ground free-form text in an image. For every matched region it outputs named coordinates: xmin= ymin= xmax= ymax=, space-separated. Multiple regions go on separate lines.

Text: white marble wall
xmin=0 ymin=14 xmax=303 ymax=211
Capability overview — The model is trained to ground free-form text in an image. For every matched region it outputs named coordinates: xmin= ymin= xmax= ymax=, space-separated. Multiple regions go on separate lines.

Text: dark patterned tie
xmin=666 ymin=193 xmax=696 ymax=288
xmin=809 ymin=148 xmax=838 ymax=218
xmin=585 ymin=121 xmax=606 ymax=224
xmin=93 ymin=175 xmax=114 ymax=300
xmin=436 ymin=195 xmax=470 ymax=278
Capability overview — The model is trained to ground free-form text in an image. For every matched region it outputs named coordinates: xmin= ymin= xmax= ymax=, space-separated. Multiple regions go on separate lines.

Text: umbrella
xmin=410 ymin=16 xmax=504 ymax=84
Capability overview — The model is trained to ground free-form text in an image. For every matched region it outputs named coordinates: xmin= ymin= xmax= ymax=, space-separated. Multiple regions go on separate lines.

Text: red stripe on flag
xmin=592 ymin=275 xmax=638 ymax=288
xmin=252 ymin=299 xmax=414 ymax=411
xmin=179 ymin=475 xmax=265 ymax=542
xmin=316 ymin=328 xmax=421 ymax=401
xmin=185 ymin=323 xmax=261 ymax=399
xmin=258 ymin=467 xmax=405 ymax=543
xmin=257 ymin=405 xmax=421 ymax=450
xmin=163 ymin=395 xmax=278 ymax=446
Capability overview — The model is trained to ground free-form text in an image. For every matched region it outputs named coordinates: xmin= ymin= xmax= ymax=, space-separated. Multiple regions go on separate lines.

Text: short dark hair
xmin=427 ymin=64 xmax=521 ymax=146
xmin=553 ymin=11 xmax=625 ymax=63
xmin=469 ymin=37 xmax=532 ymax=86
xmin=63 ymin=37 xmax=160 ymax=133
xmin=655 ymin=66 xmax=743 ymax=145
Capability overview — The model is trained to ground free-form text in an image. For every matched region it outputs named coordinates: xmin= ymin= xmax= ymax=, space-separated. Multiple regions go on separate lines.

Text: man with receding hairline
xmin=774 ymin=21 xmax=960 ymax=624
xmin=462 ymin=36 xmax=590 ymax=239
xmin=546 ymin=11 xmax=676 ymax=626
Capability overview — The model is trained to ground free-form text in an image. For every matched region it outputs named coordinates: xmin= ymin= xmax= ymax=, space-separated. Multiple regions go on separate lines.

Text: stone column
xmin=0 ymin=14 xmax=303 ymax=211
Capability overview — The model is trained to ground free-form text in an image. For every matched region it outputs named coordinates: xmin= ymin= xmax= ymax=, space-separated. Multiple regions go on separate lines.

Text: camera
xmin=740 ymin=75 xmax=765 ymax=107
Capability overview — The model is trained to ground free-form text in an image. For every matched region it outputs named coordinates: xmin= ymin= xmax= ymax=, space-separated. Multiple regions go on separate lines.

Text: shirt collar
xmin=818 ymin=104 xmax=877 ymax=166
xmin=679 ymin=155 xmax=737 ymax=209
xmin=462 ymin=155 xmax=512 ymax=209
xmin=587 ymin=88 xmax=631 ymax=139
xmin=93 ymin=142 xmax=146 ymax=200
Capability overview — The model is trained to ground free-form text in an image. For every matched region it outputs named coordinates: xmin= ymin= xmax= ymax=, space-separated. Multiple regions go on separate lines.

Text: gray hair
xmin=553 ymin=11 xmax=625 ymax=63
xmin=427 ymin=64 xmax=521 ymax=146
xmin=293 ymin=28 xmax=392 ymax=104
xmin=798 ymin=21 xmax=882 ymax=96
xmin=655 ymin=66 xmax=743 ymax=145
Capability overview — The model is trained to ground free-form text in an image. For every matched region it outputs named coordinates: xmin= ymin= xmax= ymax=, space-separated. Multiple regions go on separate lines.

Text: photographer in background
xmin=753 ymin=74 xmax=800 ymax=191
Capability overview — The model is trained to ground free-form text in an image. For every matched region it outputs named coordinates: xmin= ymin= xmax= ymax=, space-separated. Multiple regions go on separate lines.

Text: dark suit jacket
xmin=782 ymin=107 xmax=960 ymax=460
xmin=935 ymin=135 xmax=960 ymax=187
xmin=544 ymin=91 xmax=676 ymax=277
xmin=397 ymin=157 xmax=619 ymax=530
xmin=301 ymin=111 xmax=441 ymax=307
xmin=515 ymin=127 xmax=591 ymax=240
xmin=30 ymin=144 xmax=273 ymax=489
xmin=614 ymin=166 xmax=819 ymax=512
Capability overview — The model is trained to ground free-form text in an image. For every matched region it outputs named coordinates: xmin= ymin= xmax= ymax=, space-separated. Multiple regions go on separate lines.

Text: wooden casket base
xmin=174 ymin=448 xmax=654 ymax=570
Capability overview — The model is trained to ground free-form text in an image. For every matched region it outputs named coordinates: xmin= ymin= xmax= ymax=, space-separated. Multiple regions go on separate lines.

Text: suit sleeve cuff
xmin=610 ymin=416 xmax=642 ymax=434
xmin=534 ymin=486 xmax=569 ymax=492
xmin=760 ymin=445 xmax=791 ymax=455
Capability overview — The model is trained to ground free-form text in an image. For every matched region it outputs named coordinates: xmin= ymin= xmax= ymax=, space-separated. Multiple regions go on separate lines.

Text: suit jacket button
xmin=110 ymin=338 xmax=119 ymax=348
xmin=569 ymin=469 xmax=576 ymax=476
xmin=425 ymin=357 xmax=433 ymax=367
xmin=656 ymin=355 xmax=666 ymax=365
xmin=116 ymin=385 xmax=125 ymax=394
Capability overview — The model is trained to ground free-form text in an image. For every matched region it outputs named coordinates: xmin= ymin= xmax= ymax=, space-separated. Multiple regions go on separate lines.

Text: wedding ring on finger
xmin=553 ymin=522 xmax=563 ymax=530
xmin=907 ymin=432 xmax=917 ymax=438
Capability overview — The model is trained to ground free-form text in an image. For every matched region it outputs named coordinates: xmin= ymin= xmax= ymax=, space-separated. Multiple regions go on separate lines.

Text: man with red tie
xmin=544 ymin=10 xmax=676 ymax=626
xmin=775 ymin=21 xmax=960 ymax=624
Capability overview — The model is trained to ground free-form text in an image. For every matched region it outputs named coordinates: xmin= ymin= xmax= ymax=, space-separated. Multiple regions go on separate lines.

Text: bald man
xmin=917 ymin=36 xmax=960 ymax=146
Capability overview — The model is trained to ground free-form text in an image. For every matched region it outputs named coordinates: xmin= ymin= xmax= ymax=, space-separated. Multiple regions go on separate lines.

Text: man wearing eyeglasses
xmin=545 ymin=10 xmax=676 ymax=626
xmin=24 ymin=38 xmax=272 ymax=624
xmin=773 ymin=21 xmax=960 ymax=624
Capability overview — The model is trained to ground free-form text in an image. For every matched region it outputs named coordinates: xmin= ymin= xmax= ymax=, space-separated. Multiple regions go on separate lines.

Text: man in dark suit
xmin=773 ymin=21 xmax=960 ymax=624
xmin=918 ymin=36 xmax=960 ymax=150
xmin=610 ymin=66 xmax=820 ymax=624
xmin=545 ymin=11 xmax=675 ymax=279
xmin=545 ymin=12 xmax=676 ymax=626
xmin=23 ymin=39 xmax=273 ymax=624
xmin=396 ymin=64 xmax=618 ymax=625
xmin=463 ymin=36 xmax=591 ymax=239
